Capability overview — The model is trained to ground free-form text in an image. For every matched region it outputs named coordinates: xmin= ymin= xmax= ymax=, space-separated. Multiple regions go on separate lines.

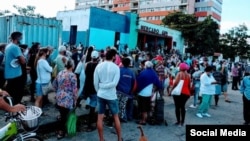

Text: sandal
xmin=56 ymin=131 xmax=65 ymax=140
xmin=56 ymin=115 xmax=61 ymax=121
xmin=136 ymin=121 xmax=146 ymax=125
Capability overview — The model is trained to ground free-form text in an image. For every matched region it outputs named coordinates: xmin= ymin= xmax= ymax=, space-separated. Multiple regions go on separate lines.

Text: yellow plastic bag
xmin=52 ymin=65 xmax=57 ymax=78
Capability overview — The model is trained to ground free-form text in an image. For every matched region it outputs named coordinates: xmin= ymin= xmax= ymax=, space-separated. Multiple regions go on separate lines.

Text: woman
xmin=35 ymin=47 xmax=52 ymax=108
xmin=75 ymin=46 xmax=93 ymax=107
xmin=27 ymin=42 xmax=40 ymax=102
xmin=74 ymin=54 xmax=86 ymax=107
xmin=0 ymin=43 xmax=6 ymax=89
xmin=52 ymin=59 xmax=78 ymax=139
xmin=170 ymin=63 xmax=191 ymax=126
xmin=136 ymin=61 xmax=162 ymax=125
xmin=213 ymin=66 xmax=222 ymax=106
xmin=240 ymin=70 xmax=250 ymax=125
xmin=196 ymin=66 xmax=218 ymax=118
xmin=190 ymin=64 xmax=202 ymax=108
xmin=53 ymin=45 xmax=68 ymax=76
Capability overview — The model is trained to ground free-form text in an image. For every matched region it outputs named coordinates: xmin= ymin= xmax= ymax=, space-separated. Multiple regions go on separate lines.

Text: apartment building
xmin=75 ymin=0 xmax=222 ymax=25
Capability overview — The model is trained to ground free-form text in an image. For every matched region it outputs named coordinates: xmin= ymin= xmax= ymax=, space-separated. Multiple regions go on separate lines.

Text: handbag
xmin=66 ymin=108 xmax=77 ymax=137
xmin=171 ymin=80 xmax=184 ymax=96
xmin=52 ymin=64 xmax=57 ymax=78
xmin=41 ymin=82 xmax=54 ymax=95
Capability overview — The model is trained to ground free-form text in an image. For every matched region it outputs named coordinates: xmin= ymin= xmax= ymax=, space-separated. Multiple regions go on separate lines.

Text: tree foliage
xmin=13 ymin=5 xmax=43 ymax=17
xmin=162 ymin=12 xmax=198 ymax=45
xmin=0 ymin=10 xmax=11 ymax=16
xmin=162 ymin=12 xmax=220 ymax=56
xmin=219 ymin=24 xmax=250 ymax=60
xmin=193 ymin=16 xmax=220 ymax=55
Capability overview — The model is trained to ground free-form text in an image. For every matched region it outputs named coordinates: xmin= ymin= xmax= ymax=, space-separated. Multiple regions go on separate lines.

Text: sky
xmin=220 ymin=0 xmax=250 ymax=34
xmin=0 ymin=0 xmax=249 ymax=34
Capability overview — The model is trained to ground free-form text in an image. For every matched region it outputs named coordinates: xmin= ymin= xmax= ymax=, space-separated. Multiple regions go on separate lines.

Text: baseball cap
xmin=154 ymin=55 xmax=163 ymax=61
xmin=58 ymin=45 xmax=66 ymax=52
xmin=91 ymin=50 xmax=99 ymax=59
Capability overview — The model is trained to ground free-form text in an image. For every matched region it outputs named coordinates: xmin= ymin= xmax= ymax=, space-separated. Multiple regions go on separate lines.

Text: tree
xmin=162 ymin=12 xmax=198 ymax=49
xmin=0 ymin=10 xmax=11 ymax=16
xmin=13 ymin=5 xmax=43 ymax=17
xmin=219 ymin=24 xmax=250 ymax=60
xmin=162 ymin=12 xmax=220 ymax=56
xmin=193 ymin=16 xmax=220 ymax=56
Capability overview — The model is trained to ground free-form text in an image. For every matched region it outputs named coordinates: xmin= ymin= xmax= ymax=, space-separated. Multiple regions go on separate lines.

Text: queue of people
xmin=0 ymin=31 xmax=250 ymax=141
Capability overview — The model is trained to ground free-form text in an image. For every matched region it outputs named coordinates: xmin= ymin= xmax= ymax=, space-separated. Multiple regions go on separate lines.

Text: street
xmin=0 ymin=83 xmax=244 ymax=141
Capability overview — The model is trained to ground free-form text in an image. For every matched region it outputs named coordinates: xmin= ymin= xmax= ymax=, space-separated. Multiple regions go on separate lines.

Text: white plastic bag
xmin=171 ymin=80 xmax=184 ymax=96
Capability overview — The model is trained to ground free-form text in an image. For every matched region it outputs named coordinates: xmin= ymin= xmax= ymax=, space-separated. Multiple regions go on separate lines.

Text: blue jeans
xmin=97 ymin=97 xmax=119 ymax=115
xmin=126 ymin=98 xmax=134 ymax=120
xmin=193 ymin=87 xmax=200 ymax=106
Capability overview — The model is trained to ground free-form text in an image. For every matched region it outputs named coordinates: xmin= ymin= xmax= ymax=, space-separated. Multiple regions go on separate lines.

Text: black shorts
xmin=137 ymin=95 xmax=151 ymax=113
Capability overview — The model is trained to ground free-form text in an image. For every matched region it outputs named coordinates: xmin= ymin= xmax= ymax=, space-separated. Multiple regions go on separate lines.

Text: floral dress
xmin=53 ymin=69 xmax=78 ymax=109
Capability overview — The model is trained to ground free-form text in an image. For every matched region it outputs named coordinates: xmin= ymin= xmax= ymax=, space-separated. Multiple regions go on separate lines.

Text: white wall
xmin=56 ymin=9 xmax=90 ymax=31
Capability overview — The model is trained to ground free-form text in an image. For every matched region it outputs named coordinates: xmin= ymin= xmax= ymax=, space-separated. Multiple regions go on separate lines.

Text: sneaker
xmin=202 ymin=113 xmax=211 ymax=117
xmin=196 ymin=113 xmax=203 ymax=118
xmin=189 ymin=104 xmax=197 ymax=108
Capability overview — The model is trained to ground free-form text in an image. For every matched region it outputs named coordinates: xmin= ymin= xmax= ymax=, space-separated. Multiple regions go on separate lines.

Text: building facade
xmin=57 ymin=7 xmax=184 ymax=54
xmin=75 ymin=0 xmax=222 ymax=25
xmin=57 ymin=7 xmax=138 ymax=51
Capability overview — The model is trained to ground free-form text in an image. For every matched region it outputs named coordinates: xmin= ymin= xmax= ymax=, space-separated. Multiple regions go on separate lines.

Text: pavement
xmin=0 ymin=83 xmax=245 ymax=141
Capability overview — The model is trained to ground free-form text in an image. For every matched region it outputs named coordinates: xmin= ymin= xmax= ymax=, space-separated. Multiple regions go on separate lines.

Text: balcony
xmin=113 ymin=0 xmax=130 ymax=4
xmin=181 ymin=0 xmax=188 ymax=3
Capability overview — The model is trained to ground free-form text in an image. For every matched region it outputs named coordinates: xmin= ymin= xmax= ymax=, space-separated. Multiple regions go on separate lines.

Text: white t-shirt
xmin=94 ymin=61 xmax=120 ymax=100
xmin=200 ymin=72 xmax=216 ymax=95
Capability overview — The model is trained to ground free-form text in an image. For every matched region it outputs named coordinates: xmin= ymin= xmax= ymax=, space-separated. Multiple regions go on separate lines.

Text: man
xmin=4 ymin=31 xmax=26 ymax=105
xmin=0 ymin=89 xmax=26 ymax=112
xmin=0 ymin=43 xmax=6 ymax=89
xmin=117 ymin=57 xmax=135 ymax=122
xmin=83 ymin=50 xmax=99 ymax=132
xmin=94 ymin=49 xmax=122 ymax=141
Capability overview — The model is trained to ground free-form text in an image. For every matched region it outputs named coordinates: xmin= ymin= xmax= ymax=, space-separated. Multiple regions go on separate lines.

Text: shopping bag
xmin=52 ymin=64 xmax=57 ymax=78
xmin=66 ymin=108 xmax=77 ymax=136
xmin=171 ymin=80 xmax=184 ymax=96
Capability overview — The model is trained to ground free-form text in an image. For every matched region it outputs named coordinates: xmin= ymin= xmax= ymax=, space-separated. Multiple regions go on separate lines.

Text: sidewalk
xmin=0 ymin=83 xmax=244 ymax=141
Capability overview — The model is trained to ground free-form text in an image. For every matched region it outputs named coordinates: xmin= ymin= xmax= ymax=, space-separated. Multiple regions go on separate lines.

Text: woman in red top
xmin=170 ymin=62 xmax=191 ymax=126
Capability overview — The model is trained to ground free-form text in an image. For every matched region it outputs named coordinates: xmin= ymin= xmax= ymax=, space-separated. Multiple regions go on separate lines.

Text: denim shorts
xmin=97 ymin=97 xmax=119 ymax=115
xmin=35 ymin=83 xmax=43 ymax=96
xmin=221 ymin=84 xmax=228 ymax=92
xmin=89 ymin=94 xmax=97 ymax=108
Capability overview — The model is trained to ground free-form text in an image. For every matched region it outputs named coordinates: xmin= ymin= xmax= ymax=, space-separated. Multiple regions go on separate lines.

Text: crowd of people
xmin=0 ymin=31 xmax=250 ymax=141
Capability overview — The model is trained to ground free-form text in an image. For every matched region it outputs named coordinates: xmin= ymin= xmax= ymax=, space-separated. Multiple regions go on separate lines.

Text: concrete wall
xmin=56 ymin=9 xmax=90 ymax=46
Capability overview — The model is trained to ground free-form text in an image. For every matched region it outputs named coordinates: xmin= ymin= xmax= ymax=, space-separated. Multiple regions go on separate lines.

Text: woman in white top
xmin=74 ymin=55 xmax=86 ymax=97
xmin=196 ymin=66 xmax=218 ymax=118
xmin=35 ymin=48 xmax=52 ymax=108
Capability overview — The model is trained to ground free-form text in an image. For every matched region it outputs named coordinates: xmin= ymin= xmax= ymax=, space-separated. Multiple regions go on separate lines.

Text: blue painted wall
xmin=62 ymin=31 xmax=87 ymax=47
xmin=89 ymin=7 xmax=129 ymax=33
xmin=89 ymin=27 xmax=115 ymax=50
xmin=125 ymin=13 xmax=138 ymax=50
